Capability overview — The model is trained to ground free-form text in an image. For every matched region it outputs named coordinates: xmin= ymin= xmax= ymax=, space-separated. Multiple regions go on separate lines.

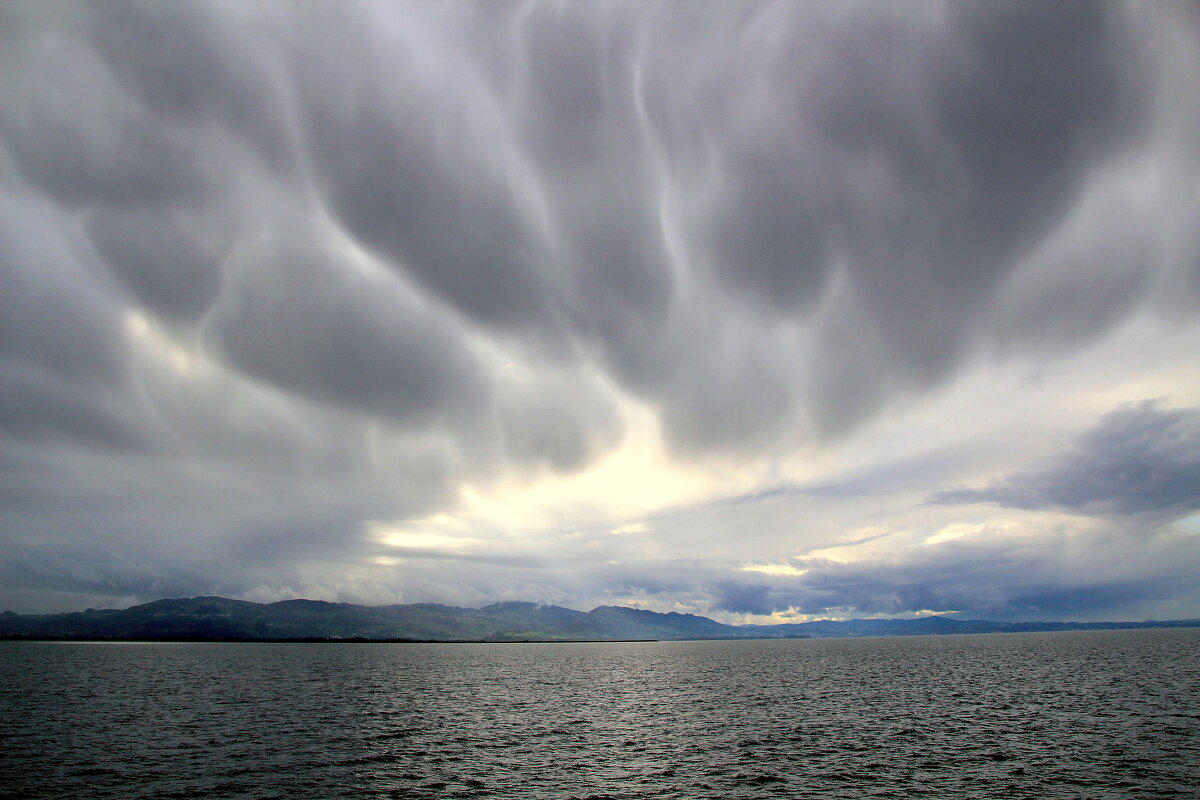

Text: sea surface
xmin=1 ymin=628 xmax=1198 ymax=799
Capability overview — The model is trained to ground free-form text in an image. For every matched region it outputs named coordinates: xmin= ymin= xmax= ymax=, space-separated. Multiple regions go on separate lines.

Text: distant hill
xmin=0 ymin=597 xmax=1196 ymax=642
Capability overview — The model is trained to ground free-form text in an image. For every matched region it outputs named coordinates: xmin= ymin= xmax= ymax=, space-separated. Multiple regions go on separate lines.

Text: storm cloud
xmin=930 ymin=401 xmax=1200 ymax=519
xmin=1 ymin=1 xmax=1198 ymax=619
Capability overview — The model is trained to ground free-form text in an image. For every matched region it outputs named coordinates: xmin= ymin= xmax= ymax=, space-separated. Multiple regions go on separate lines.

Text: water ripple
xmin=1 ymin=629 xmax=1198 ymax=799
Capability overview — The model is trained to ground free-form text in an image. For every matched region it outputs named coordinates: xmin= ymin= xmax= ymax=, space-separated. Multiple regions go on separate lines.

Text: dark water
xmin=2 ymin=629 xmax=1198 ymax=799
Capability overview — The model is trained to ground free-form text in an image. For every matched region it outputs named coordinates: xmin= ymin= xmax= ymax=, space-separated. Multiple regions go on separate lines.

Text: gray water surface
xmin=2 ymin=628 xmax=1198 ymax=799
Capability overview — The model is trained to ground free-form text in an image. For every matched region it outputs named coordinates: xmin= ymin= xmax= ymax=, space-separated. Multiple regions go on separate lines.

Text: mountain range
xmin=1 ymin=596 xmax=1197 ymax=642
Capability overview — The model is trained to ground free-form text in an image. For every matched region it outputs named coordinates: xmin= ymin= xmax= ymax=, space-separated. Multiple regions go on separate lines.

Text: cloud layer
xmin=1 ymin=1 xmax=1198 ymax=619
xmin=931 ymin=401 xmax=1200 ymax=519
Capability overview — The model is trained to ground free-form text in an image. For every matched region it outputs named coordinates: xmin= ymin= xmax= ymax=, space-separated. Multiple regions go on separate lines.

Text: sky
xmin=2 ymin=1 xmax=1198 ymax=621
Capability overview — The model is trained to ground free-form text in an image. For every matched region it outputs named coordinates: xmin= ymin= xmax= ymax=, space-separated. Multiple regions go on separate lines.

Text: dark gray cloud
xmin=4 ymin=1 xmax=1193 ymax=448
xmin=1 ymin=1 xmax=1198 ymax=615
xmin=0 ymin=193 xmax=144 ymax=451
xmin=86 ymin=206 xmax=229 ymax=320
xmin=297 ymin=28 xmax=559 ymax=334
xmin=931 ymin=401 xmax=1200 ymax=518
xmin=0 ymin=12 xmax=219 ymax=210
xmin=208 ymin=234 xmax=489 ymax=430
xmin=712 ymin=582 xmax=775 ymax=616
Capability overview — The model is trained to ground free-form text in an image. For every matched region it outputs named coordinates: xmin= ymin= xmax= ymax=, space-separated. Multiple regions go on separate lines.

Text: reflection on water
xmin=2 ymin=629 xmax=1198 ymax=799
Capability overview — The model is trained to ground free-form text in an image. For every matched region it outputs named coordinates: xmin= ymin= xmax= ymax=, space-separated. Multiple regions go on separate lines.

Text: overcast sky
xmin=2 ymin=1 xmax=1198 ymax=620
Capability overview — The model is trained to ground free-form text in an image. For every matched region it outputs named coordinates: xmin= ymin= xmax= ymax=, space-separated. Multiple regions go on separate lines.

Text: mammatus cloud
xmin=1 ymin=2 xmax=1198 ymax=618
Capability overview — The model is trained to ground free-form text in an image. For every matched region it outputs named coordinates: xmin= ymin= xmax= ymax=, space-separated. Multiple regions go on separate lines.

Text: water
xmin=2 ymin=629 xmax=1198 ymax=799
